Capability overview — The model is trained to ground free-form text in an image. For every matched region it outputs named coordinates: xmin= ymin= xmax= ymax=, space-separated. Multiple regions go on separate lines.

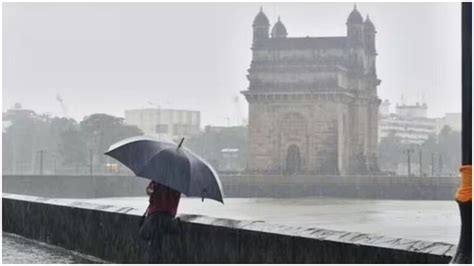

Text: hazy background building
xmin=377 ymin=100 xmax=461 ymax=176
xmin=244 ymin=6 xmax=380 ymax=175
xmin=220 ymin=148 xmax=242 ymax=173
xmin=124 ymin=108 xmax=200 ymax=142
xmin=186 ymin=125 xmax=248 ymax=173
xmin=436 ymin=112 xmax=461 ymax=133
xmin=2 ymin=3 xmax=462 ymax=177
xmin=379 ymin=102 xmax=437 ymax=145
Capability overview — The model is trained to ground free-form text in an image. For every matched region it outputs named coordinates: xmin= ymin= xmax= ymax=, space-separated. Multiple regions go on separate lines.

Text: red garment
xmin=146 ymin=181 xmax=181 ymax=217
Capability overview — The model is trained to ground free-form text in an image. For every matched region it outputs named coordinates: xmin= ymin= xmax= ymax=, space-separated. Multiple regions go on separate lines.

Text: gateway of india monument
xmin=242 ymin=6 xmax=381 ymax=175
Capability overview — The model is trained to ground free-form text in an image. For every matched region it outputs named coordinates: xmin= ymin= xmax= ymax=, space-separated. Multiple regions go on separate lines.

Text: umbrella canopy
xmin=105 ymin=136 xmax=224 ymax=203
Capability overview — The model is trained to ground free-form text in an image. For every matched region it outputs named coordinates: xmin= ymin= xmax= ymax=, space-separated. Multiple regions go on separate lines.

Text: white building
xmin=379 ymin=102 xmax=437 ymax=145
xmin=124 ymin=108 xmax=200 ymax=142
xmin=435 ymin=113 xmax=461 ymax=133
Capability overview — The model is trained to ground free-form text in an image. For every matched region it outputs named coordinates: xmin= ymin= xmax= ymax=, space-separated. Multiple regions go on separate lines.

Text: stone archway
xmin=286 ymin=144 xmax=302 ymax=175
xmin=279 ymin=112 xmax=308 ymax=174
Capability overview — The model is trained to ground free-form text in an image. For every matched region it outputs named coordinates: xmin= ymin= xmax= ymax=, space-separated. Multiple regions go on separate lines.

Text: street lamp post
xmin=431 ymin=152 xmax=435 ymax=177
xmin=439 ymin=154 xmax=443 ymax=176
xmin=89 ymin=149 xmax=93 ymax=176
xmin=406 ymin=148 xmax=413 ymax=177
xmin=37 ymin=150 xmax=45 ymax=175
xmin=419 ymin=150 xmax=423 ymax=177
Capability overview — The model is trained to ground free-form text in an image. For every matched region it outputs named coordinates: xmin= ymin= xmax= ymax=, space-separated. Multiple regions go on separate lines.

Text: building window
xmin=182 ymin=124 xmax=190 ymax=134
xmin=187 ymin=112 xmax=192 ymax=124
xmin=173 ymin=124 xmax=180 ymax=134
xmin=156 ymin=124 xmax=168 ymax=133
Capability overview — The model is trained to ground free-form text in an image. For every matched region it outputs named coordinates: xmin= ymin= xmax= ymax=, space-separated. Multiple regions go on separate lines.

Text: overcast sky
xmin=3 ymin=2 xmax=461 ymax=126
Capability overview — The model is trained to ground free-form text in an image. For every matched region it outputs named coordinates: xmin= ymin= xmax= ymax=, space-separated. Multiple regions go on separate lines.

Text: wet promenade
xmin=67 ymin=196 xmax=460 ymax=244
xmin=2 ymin=233 xmax=104 ymax=264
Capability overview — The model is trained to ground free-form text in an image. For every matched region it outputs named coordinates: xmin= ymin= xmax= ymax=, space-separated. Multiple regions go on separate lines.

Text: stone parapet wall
xmin=2 ymin=194 xmax=455 ymax=263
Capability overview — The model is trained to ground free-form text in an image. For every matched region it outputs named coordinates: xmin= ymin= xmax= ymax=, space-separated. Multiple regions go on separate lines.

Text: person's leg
xmin=138 ymin=214 xmax=152 ymax=241
xmin=147 ymin=213 xmax=175 ymax=263
xmin=138 ymin=214 xmax=154 ymax=263
xmin=145 ymin=213 xmax=163 ymax=263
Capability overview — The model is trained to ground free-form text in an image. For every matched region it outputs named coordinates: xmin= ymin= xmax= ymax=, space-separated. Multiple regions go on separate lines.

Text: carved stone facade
xmin=242 ymin=6 xmax=381 ymax=175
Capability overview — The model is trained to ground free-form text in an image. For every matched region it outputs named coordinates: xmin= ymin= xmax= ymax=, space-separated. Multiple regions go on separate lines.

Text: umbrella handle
xmin=177 ymin=138 xmax=185 ymax=150
xmin=201 ymin=189 xmax=207 ymax=202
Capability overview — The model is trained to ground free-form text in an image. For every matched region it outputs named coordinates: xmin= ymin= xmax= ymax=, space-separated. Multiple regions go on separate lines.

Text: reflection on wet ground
xmin=71 ymin=196 xmax=460 ymax=244
xmin=2 ymin=233 xmax=104 ymax=264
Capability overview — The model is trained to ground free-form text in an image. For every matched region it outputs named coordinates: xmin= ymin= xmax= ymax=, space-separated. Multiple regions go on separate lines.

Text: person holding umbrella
xmin=139 ymin=180 xmax=181 ymax=263
xmin=105 ymin=136 xmax=224 ymax=263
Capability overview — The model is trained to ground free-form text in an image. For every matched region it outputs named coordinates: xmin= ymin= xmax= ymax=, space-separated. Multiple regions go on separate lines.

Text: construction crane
xmin=56 ymin=93 xmax=68 ymax=118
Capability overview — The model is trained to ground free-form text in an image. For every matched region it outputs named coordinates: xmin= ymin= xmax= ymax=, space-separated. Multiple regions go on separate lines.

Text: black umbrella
xmin=105 ymin=136 xmax=224 ymax=203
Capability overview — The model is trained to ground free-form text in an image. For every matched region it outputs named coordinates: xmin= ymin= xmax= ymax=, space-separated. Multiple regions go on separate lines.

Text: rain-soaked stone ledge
xmin=2 ymin=193 xmax=455 ymax=263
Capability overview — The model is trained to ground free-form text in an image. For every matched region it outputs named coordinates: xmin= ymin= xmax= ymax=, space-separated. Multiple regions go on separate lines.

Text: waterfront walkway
xmin=65 ymin=196 xmax=459 ymax=244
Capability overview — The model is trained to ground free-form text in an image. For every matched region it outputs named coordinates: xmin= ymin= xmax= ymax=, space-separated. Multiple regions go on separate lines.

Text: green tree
xmin=3 ymin=109 xmax=145 ymax=174
xmin=186 ymin=126 xmax=247 ymax=170
xmin=437 ymin=126 xmax=461 ymax=175
xmin=378 ymin=131 xmax=405 ymax=172
xmin=378 ymin=126 xmax=461 ymax=176
xmin=79 ymin=114 xmax=143 ymax=171
xmin=57 ymin=128 xmax=88 ymax=170
xmin=2 ymin=109 xmax=50 ymax=174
